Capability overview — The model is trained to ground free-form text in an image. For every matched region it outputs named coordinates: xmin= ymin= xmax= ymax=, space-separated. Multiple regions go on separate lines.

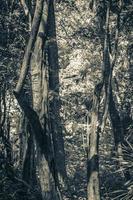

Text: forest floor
xmin=63 ymin=129 xmax=87 ymax=200
xmin=62 ymin=126 xmax=127 ymax=200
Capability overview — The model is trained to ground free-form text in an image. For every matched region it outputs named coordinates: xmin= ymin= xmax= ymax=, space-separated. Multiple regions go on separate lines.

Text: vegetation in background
xmin=0 ymin=0 xmax=132 ymax=200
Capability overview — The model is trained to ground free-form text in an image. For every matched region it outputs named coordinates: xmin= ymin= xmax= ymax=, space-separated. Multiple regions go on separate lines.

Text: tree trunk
xmin=30 ymin=0 xmax=60 ymax=199
xmin=14 ymin=0 xmax=61 ymax=199
xmin=109 ymin=88 xmax=124 ymax=153
xmin=14 ymin=0 xmax=45 ymax=94
xmin=109 ymin=87 xmax=131 ymax=181
xmin=47 ymin=0 xmax=66 ymax=185
xmin=87 ymin=82 xmax=102 ymax=200
xmin=22 ymin=120 xmax=36 ymax=184
xmin=87 ymin=4 xmax=110 ymax=199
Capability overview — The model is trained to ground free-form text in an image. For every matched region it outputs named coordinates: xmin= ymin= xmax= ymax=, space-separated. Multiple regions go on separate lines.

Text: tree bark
xmin=14 ymin=0 xmax=60 ymax=199
xmin=30 ymin=0 xmax=62 ymax=198
xmin=30 ymin=1 xmax=55 ymax=198
xmin=47 ymin=0 xmax=66 ymax=185
xmin=87 ymin=82 xmax=102 ymax=200
xmin=14 ymin=1 xmax=65 ymax=199
xmin=14 ymin=0 xmax=45 ymax=94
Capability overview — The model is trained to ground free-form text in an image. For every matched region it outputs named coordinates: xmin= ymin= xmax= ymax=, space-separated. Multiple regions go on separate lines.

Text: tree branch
xmin=14 ymin=0 xmax=45 ymax=95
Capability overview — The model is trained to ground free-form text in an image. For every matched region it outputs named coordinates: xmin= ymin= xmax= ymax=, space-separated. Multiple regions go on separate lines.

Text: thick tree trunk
xmin=14 ymin=1 xmax=64 ymax=199
xmin=14 ymin=91 xmax=60 ymax=200
xmin=30 ymin=1 xmax=60 ymax=199
xmin=47 ymin=0 xmax=66 ymax=185
xmin=14 ymin=1 xmax=60 ymax=199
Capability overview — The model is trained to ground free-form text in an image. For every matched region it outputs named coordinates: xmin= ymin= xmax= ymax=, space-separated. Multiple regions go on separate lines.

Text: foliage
xmin=0 ymin=0 xmax=132 ymax=199
xmin=0 ymin=176 xmax=40 ymax=200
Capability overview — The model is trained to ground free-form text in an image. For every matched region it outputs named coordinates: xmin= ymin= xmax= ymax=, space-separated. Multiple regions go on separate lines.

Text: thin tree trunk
xmin=87 ymin=82 xmax=102 ymax=200
xmin=109 ymin=87 xmax=131 ymax=181
xmin=19 ymin=114 xmax=27 ymax=170
xmin=87 ymin=4 xmax=110 ymax=199
xmin=14 ymin=0 xmax=45 ymax=94
xmin=109 ymin=87 xmax=124 ymax=153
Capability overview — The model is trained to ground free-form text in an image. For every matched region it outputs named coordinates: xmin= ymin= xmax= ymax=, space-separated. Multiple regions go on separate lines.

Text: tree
xmin=14 ymin=0 xmax=65 ymax=199
xmin=0 ymin=0 xmax=132 ymax=199
xmin=87 ymin=1 xmax=127 ymax=199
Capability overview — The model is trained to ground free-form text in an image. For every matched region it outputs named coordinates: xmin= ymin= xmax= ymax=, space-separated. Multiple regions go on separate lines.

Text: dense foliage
xmin=0 ymin=0 xmax=133 ymax=200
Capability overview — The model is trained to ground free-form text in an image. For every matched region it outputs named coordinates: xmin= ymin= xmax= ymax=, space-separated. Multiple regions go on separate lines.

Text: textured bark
xmin=14 ymin=91 xmax=60 ymax=198
xmin=14 ymin=0 xmax=45 ymax=94
xmin=30 ymin=1 xmax=60 ymax=199
xmin=13 ymin=93 xmax=49 ymax=155
xmin=20 ymin=0 xmax=30 ymax=16
xmin=30 ymin=3 xmax=53 ymax=199
xmin=47 ymin=0 xmax=66 ymax=185
xmin=19 ymin=115 xmax=27 ymax=169
xmin=87 ymin=82 xmax=102 ymax=200
xmin=101 ymin=2 xmax=111 ymax=132
xmin=20 ymin=119 xmax=36 ymax=184
xmin=14 ymin=0 xmax=53 ymax=197
xmin=14 ymin=1 xmax=64 ymax=199
xmin=18 ymin=105 xmax=36 ymax=184
xmin=109 ymin=88 xmax=124 ymax=152
xmin=87 ymin=4 xmax=110 ymax=199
